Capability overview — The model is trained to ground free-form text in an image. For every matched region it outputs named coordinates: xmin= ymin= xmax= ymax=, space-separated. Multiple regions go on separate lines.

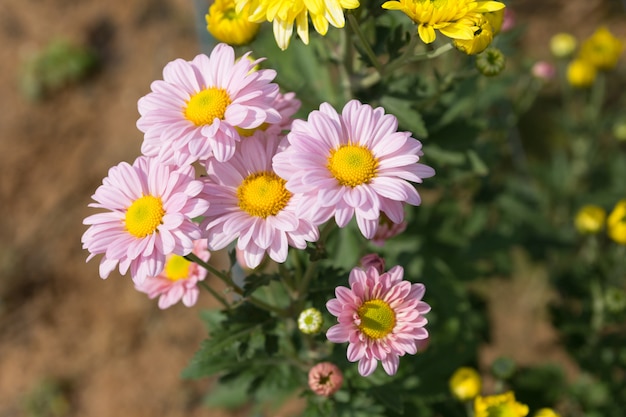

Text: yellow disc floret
xmin=164 ymin=255 xmax=192 ymax=281
xmin=237 ymin=172 xmax=292 ymax=218
xmin=184 ymin=87 xmax=232 ymax=126
xmin=327 ymin=144 xmax=378 ymax=187
xmin=357 ymin=299 xmax=396 ymax=340
xmin=125 ymin=195 xmax=165 ymax=238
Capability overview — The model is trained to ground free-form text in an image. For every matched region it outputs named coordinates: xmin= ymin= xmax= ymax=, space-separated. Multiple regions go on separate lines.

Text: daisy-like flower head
xmin=453 ymin=14 xmax=494 ymax=55
xmin=308 ymin=362 xmax=343 ymax=397
xmin=137 ymin=43 xmax=281 ymax=165
xmin=381 ymin=0 xmax=505 ymax=44
xmin=235 ymin=0 xmax=360 ymax=50
xmin=82 ymin=156 xmax=210 ymax=284
xmin=578 ymin=26 xmax=624 ymax=71
xmin=135 ymin=239 xmax=210 ymax=309
xmin=206 ymin=0 xmax=261 ymax=46
xmin=273 ymin=99 xmax=435 ymax=240
xmin=326 ymin=265 xmax=430 ymax=376
xmin=201 ymin=134 xmax=319 ymax=269
xmin=574 ymin=204 xmax=606 ymax=235
xmin=474 ymin=391 xmax=529 ymax=417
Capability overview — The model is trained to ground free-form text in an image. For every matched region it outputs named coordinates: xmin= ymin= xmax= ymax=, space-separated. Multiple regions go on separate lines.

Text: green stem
xmin=198 ymin=280 xmax=230 ymax=309
xmin=347 ymin=13 xmax=383 ymax=75
xmin=185 ymin=253 xmax=287 ymax=317
xmin=385 ymin=42 xmax=454 ymax=74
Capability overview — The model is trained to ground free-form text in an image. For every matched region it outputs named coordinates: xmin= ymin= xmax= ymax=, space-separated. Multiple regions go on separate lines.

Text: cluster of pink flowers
xmin=82 ymin=43 xmax=433 ymax=377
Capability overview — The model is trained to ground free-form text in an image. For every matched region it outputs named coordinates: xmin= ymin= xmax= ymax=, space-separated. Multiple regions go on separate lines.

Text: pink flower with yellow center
xmin=135 ymin=239 xmax=211 ymax=309
xmin=201 ymin=134 xmax=319 ymax=269
xmin=326 ymin=265 xmax=430 ymax=376
xmin=137 ymin=43 xmax=281 ymax=165
xmin=82 ymin=156 xmax=209 ymax=284
xmin=273 ymin=99 xmax=435 ymax=240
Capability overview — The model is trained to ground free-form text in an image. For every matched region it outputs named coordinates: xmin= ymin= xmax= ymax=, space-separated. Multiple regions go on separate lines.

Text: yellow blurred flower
xmin=575 ymin=205 xmax=606 ymax=234
xmin=381 ymin=0 xmax=505 ymax=44
xmin=550 ymin=33 xmax=577 ymax=58
xmin=206 ymin=0 xmax=261 ymax=46
xmin=235 ymin=0 xmax=359 ymax=50
xmin=475 ymin=391 xmax=529 ymax=417
xmin=449 ymin=367 xmax=482 ymax=401
xmin=607 ymin=200 xmax=626 ymax=245
xmin=534 ymin=408 xmax=561 ymax=417
xmin=578 ymin=26 xmax=624 ymax=70
xmin=566 ymin=59 xmax=597 ymax=88
xmin=454 ymin=14 xmax=494 ymax=55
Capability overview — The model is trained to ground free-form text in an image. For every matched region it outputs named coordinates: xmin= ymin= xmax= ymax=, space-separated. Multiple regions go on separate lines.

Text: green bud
xmin=476 ymin=47 xmax=506 ymax=76
xmin=491 ymin=356 xmax=516 ymax=380
xmin=298 ymin=307 xmax=323 ymax=334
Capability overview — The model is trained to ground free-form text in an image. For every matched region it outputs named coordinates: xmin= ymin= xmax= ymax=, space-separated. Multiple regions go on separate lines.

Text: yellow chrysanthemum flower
xmin=574 ymin=205 xmax=606 ymax=235
xmin=453 ymin=14 xmax=494 ymax=55
xmin=607 ymin=199 xmax=626 ymax=245
xmin=235 ymin=0 xmax=360 ymax=50
xmin=474 ymin=391 xmax=529 ymax=417
xmin=566 ymin=59 xmax=596 ymax=88
xmin=578 ymin=26 xmax=624 ymax=70
xmin=449 ymin=367 xmax=482 ymax=401
xmin=381 ymin=0 xmax=505 ymax=44
xmin=207 ymin=0 xmax=261 ymax=46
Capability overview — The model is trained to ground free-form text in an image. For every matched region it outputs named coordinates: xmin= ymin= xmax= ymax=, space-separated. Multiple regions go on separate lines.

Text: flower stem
xmin=347 ymin=13 xmax=383 ymax=75
xmin=185 ymin=253 xmax=288 ymax=317
xmin=198 ymin=280 xmax=230 ymax=309
xmin=385 ymin=41 xmax=454 ymax=74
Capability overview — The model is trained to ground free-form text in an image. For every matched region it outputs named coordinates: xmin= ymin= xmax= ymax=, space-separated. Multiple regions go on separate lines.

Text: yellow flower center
xmin=357 ymin=299 xmax=396 ymax=340
xmin=164 ymin=255 xmax=192 ymax=281
xmin=235 ymin=123 xmax=269 ymax=137
xmin=327 ymin=144 xmax=378 ymax=187
xmin=125 ymin=195 xmax=165 ymax=238
xmin=237 ymin=172 xmax=291 ymax=218
xmin=184 ymin=87 xmax=231 ymax=126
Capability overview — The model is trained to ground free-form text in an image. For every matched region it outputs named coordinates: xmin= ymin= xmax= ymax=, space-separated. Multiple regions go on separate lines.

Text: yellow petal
xmin=418 ymin=24 xmax=436 ymax=44
xmin=381 ymin=0 xmax=402 ymax=10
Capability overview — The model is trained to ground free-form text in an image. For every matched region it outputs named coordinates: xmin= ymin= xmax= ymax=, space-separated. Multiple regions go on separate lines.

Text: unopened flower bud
xmin=574 ymin=205 xmax=606 ymax=234
xmin=550 ymin=33 xmax=577 ymax=58
xmin=308 ymin=362 xmax=343 ymax=397
xmin=476 ymin=48 xmax=505 ymax=76
xmin=360 ymin=253 xmax=385 ymax=274
xmin=531 ymin=61 xmax=556 ymax=80
xmin=449 ymin=367 xmax=482 ymax=401
xmin=534 ymin=408 xmax=561 ymax=417
xmin=298 ymin=307 xmax=323 ymax=334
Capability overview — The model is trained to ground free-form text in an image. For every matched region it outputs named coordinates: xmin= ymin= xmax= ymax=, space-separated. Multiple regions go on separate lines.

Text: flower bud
xmin=308 ymin=362 xmax=343 ymax=397
xmin=534 ymin=408 xmax=561 ymax=417
xmin=574 ymin=205 xmax=606 ymax=234
xmin=531 ymin=61 xmax=556 ymax=80
xmin=360 ymin=253 xmax=385 ymax=274
xmin=550 ymin=33 xmax=577 ymax=58
xmin=449 ymin=367 xmax=482 ymax=401
xmin=298 ymin=307 xmax=324 ymax=334
xmin=607 ymin=200 xmax=626 ymax=245
xmin=476 ymin=48 xmax=506 ymax=76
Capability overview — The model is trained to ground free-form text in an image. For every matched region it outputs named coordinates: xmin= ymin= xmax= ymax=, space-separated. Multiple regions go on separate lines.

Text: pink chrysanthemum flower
xmin=326 ymin=265 xmax=430 ymax=376
xmin=201 ymin=134 xmax=319 ymax=269
xmin=135 ymin=239 xmax=210 ymax=309
xmin=82 ymin=156 xmax=210 ymax=284
xmin=137 ymin=43 xmax=281 ymax=165
xmin=237 ymin=92 xmax=301 ymax=140
xmin=308 ymin=362 xmax=344 ymax=397
xmin=273 ymin=99 xmax=435 ymax=239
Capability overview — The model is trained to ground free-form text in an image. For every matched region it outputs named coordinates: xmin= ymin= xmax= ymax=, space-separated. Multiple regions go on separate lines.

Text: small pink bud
xmin=360 ymin=253 xmax=386 ymax=274
xmin=532 ymin=61 xmax=556 ymax=80
xmin=308 ymin=362 xmax=343 ymax=397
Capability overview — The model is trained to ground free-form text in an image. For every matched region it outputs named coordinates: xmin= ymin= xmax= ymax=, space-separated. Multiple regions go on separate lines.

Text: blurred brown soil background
xmin=0 ymin=0 xmax=623 ymax=416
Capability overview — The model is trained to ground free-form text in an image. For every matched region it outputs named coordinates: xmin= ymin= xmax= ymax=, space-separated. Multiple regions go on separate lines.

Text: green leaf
xmin=380 ymin=96 xmax=428 ymax=138
xmin=242 ymin=272 xmax=281 ymax=297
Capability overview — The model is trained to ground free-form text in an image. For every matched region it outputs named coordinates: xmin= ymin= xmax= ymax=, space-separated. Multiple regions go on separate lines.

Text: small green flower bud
xmin=476 ymin=48 xmax=506 ymax=76
xmin=491 ymin=356 xmax=516 ymax=380
xmin=298 ymin=307 xmax=323 ymax=334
